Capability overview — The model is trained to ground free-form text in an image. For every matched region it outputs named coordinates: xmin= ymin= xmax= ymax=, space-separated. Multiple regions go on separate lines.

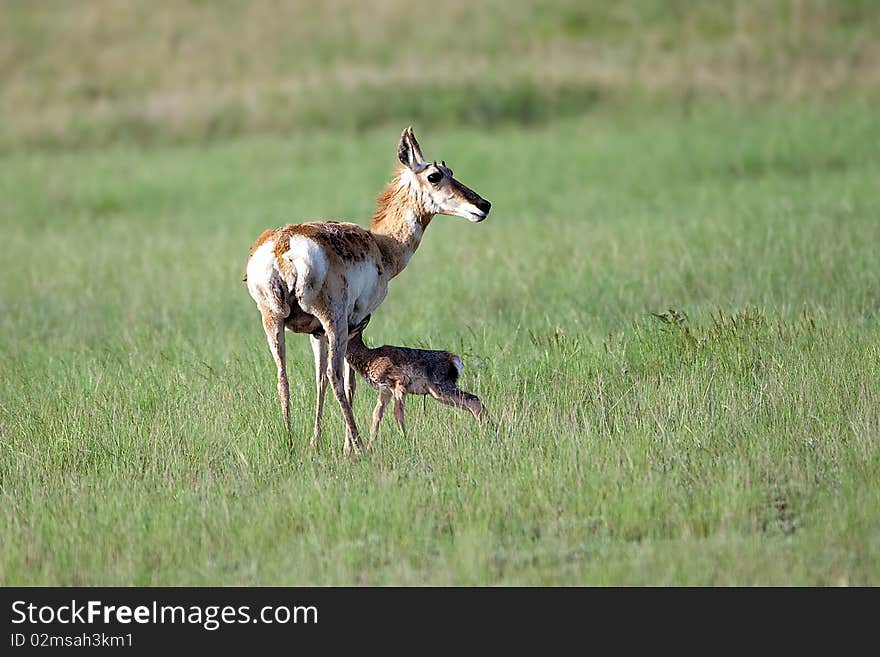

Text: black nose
xmin=476 ymin=199 xmax=491 ymax=214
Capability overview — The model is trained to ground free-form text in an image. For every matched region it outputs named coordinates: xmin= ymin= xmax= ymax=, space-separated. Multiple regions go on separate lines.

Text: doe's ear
xmin=397 ymin=127 xmax=425 ymax=171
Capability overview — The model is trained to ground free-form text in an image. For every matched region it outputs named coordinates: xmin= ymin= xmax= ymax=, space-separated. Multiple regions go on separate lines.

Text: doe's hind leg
xmin=309 ymin=334 xmax=328 ymax=449
xmin=261 ymin=311 xmax=290 ymax=441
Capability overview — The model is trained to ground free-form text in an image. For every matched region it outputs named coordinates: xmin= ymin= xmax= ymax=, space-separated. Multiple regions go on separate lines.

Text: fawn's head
xmin=397 ymin=127 xmax=491 ymax=222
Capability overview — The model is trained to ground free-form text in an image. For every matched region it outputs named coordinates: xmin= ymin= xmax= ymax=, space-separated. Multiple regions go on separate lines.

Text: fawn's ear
xmin=350 ymin=314 xmax=371 ymax=336
xmin=398 ymin=127 xmax=426 ymax=171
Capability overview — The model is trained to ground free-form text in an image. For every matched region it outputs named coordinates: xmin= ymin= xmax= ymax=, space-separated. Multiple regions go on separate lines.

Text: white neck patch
xmin=404 ymin=209 xmax=422 ymax=242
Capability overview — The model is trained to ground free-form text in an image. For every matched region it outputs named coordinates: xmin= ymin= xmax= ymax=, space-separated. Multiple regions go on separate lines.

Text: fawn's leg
xmin=428 ymin=384 xmax=491 ymax=424
xmin=309 ymin=334 xmax=328 ymax=448
xmin=344 ymin=360 xmax=357 ymax=407
xmin=261 ymin=310 xmax=290 ymax=441
xmin=392 ymin=385 xmax=407 ymax=438
xmin=368 ymin=388 xmax=392 ymax=450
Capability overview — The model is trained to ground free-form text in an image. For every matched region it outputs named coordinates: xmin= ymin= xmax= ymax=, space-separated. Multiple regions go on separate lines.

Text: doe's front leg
xmin=324 ymin=321 xmax=363 ymax=456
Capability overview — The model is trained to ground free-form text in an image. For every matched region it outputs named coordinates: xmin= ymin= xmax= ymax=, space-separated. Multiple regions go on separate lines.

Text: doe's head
xmin=397 ymin=127 xmax=491 ymax=222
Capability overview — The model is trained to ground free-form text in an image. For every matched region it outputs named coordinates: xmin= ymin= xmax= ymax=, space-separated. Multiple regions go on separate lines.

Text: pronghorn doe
xmin=346 ymin=316 xmax=490 ymax=447
xmin=244 ymin=128 xmax=491 ymax=455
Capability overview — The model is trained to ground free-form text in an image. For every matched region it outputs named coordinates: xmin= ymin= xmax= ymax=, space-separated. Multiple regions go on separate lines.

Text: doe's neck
xmin=369 ymin=168 xmax=434 ymax=278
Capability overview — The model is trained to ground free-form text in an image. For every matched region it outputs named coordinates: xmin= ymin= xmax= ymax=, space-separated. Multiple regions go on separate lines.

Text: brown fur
xmin=274 ymin=222 xmax=375 ymax=264
xmin=370 ymin=167 xmax=432 ymax=233
xmin=346 ymin=321 xmax=490 ymax=447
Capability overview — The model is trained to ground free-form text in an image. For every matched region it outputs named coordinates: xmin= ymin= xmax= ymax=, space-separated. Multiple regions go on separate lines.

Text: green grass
xmin=2 ymin=99 xmax=879 ymax=584
xmin=2 ymin=0 xmax=879 ymax=149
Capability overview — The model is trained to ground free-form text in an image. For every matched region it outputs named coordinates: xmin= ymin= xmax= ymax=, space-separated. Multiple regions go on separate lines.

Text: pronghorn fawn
xmin=244 ymin=127 xmax=491 ymax=456
xmin=346 ymin=315 xmax=490 ymax=448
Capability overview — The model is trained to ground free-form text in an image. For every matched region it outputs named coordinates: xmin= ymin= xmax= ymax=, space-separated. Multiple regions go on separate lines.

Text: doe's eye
xmin=427 ymin=171 xmax=442 ymax=184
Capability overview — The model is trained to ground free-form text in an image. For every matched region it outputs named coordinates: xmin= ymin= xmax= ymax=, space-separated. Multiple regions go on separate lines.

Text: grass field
xmin=1 ymin=2 xmax=879 ymax=585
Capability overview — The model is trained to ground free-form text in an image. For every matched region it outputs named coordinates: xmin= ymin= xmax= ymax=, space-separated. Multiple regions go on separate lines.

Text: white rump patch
xmin=246 ymin=240 xmax=287 ymax=315
xmin=246 ymin=241 xmax=276 ymax=288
